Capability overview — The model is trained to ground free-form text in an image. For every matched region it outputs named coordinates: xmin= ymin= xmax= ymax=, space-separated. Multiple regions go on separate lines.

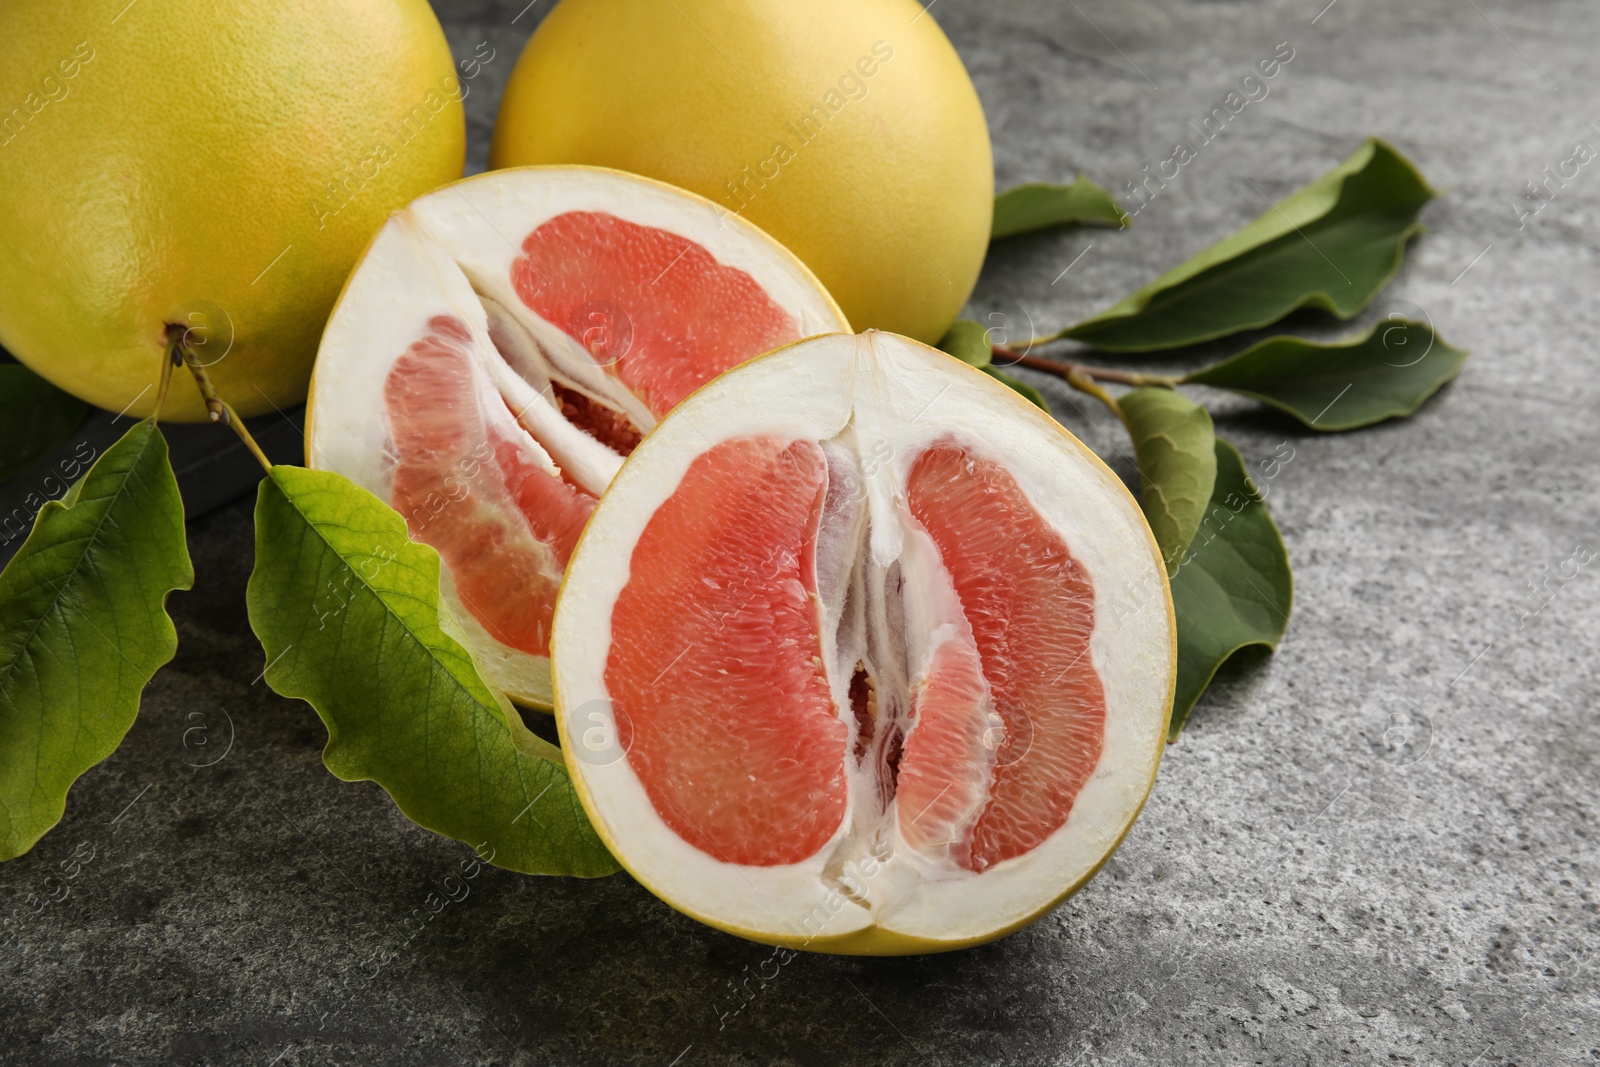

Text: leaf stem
xmin=154 ymin=337 xmax=180 ymax=420
xmin=992 ymin=345 xmax=1180 ymax=389
xmin=1010 ymin=331 xmax=1068 ymax=351
xmin=218 ymin=399 xmax=274 ymax=472
xmin=1065 ymin=367 xmax=1127 ymax=425
xmin=166 ymin=324 xmax=273 ymax=474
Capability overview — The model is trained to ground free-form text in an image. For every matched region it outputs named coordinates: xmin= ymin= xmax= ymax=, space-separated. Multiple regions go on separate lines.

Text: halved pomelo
xmin=552 ymin=332 xmax=1176 ymax=954
xmin=307 ymin=166 xmax=849 ymax=706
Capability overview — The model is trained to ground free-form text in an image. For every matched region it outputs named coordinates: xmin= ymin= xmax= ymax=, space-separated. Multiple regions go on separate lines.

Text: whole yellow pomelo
xmin=490 ymin=0 xmax=993 ymax=345
xmin=0 ymin=0 xmax=465 ymax=422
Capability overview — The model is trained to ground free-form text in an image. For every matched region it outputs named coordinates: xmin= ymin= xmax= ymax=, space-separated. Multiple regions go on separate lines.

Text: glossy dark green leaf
xmin=938 ymin=320 xmax=1051 ymax=409
xmin=1119 ymin=388 xmax=1217 ymax=572
xmin=0 ymin=419 xmax=192 ymax=860
xmin=246 ymin=465 xmax=617 ymax=877
xmin=938 ymin=319 xmax=993 ymax=367
xmin=992 ymin=175 xmax=1127 ymax=238
xmin=1184 ymin=318 xmax=1466 ymax=430
xmin=984 ymin=366 xmax=1050 ymax=410
xmin=1064 ymin=139 xmax=1435 ymax=352
xmin=0 ymin=365 xmax=88 ymax=483
xmin=1168 ymin=438 xmax=1293 ymax=738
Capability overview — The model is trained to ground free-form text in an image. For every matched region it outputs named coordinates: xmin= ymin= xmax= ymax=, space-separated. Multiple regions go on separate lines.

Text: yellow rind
xmin=0 ymin=0 xmax=464 ymax=422
xmin=490 ymin=0 xmax=992 ymax=345
xmin=550 ymin=331 xmax=1177 ymax=955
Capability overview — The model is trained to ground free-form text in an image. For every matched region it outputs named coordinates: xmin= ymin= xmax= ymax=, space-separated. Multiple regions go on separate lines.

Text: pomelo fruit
xmin=552 ymin=332 xmax=1176 ymax=954
xmin=0 ymin=0 xmax=465 ymax=422
xmin=307 ymin=166 xmax=849 ymax=707
xmin=489 ymin=0 xmax=993 ymax=346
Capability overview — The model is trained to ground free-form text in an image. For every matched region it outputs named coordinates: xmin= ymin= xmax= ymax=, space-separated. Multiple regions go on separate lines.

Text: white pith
xmin=308 ymin=166 xmax=849 ymax=706
xmin=553 ymin=333 xmax=1174 ymax=948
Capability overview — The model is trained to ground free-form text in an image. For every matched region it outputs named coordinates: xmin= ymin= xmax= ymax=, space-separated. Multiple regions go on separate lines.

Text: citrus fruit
xmin=489 ymin=0 xmax=993 ymax=346
xmin=307 ymin=166 xmax=849 ymax=707
xmin=0 ymin=0 xmax=465 ymax=422
xmin=552 ymin=332 xmax=1176 ymax=954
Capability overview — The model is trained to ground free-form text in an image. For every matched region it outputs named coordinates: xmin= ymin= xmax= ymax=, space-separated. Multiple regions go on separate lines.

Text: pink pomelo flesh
xmin=605 ymin=437 xmax=847 ymax=867
xmin=512 ymin=211 xmax=802 ymax=413
xmin=901 ymin=444 xmax=1105 ymax=871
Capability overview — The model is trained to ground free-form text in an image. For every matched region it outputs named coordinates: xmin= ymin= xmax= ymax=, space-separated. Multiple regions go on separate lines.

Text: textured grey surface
xmin=4 ymin=0 xmax=1599 ymax=1064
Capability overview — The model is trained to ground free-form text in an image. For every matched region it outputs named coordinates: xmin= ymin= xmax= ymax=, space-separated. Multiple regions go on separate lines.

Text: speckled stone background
xmin=4 ymin=0 xmax=1598 ymax=1064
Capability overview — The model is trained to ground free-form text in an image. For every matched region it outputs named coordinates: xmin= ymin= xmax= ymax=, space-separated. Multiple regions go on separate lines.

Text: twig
xmin=992 ymin=345 xmax=1178 ymax=389
xmin=165 ymin=323 xmax=274 ymax=473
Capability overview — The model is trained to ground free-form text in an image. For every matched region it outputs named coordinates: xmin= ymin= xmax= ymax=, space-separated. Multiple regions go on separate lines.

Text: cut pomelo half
xmin=307 ymin=166 xmax=849 ymax=706
xmin=552 ymin=332 xmax=1176 ymax=954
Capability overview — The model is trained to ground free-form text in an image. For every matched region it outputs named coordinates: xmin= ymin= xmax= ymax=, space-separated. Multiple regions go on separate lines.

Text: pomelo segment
xmin=512 ymin=211 xmax=803 ymax=413
xmin=904 ymin=444 xmax=1107 ymax=872
xmin=606 ymin=436 xmax=846 ymax=867
xmin=307 ymin=166 xmax=848 ymax=706
xmin=384 ymin=314 xmax=591 ymax=657
xmin=894 ymin=638 xmax=997 ymax=871
xmin=553 ymin=332 xmax=1176 ymax=954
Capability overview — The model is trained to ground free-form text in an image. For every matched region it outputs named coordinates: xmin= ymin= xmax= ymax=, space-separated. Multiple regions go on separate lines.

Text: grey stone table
xmin=5 ymin=0 xmax=1598 ymax=1063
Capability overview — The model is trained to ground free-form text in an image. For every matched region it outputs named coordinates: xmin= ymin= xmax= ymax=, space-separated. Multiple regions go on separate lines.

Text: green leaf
xmin=1118 ymin=388 xmax=1217 ymax=572
xmin=938 ymin=319 xmax=993 ymax=367
xmin=246 ymin=465 xmax=617 ymax=877
xmin=0 ymin=419 xmax=192 ymax=860
xmin=992 ymin=175 xmax=1128 ymax=238
xmin=1184 ymin=318 xmax=1466 ymax=430
xmin=984 ymin=366 xmax=1050 ymax=411
xmin=1064 ymin=138 xmax=1435 ymax=352
xmin=938 ymin=321 xmax=1052 ymax=410
xmin=1168 ymin=438 xmax=1293 ymax=738
xmin=0 ymin=365 xmax=88 ymax=483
